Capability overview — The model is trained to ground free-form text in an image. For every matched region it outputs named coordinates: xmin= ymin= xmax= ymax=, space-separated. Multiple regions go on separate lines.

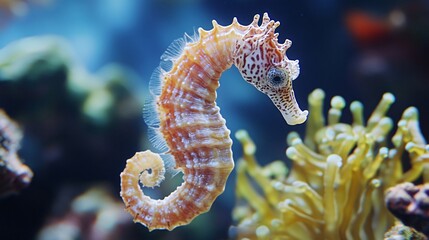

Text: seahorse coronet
xmin=120 ymin=12 xmax=308 ymax=231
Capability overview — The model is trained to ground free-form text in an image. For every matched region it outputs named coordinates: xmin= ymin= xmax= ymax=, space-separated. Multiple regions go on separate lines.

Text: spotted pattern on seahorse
xmin=120 ymin=13 xmax=308 ymax=231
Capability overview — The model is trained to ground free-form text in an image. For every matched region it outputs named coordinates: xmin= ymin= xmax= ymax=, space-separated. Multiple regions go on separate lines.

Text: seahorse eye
xmin=272 ymin=76 xmax=282 ymax=84
xmin=267 ymin=68 xmax=288 ymax=88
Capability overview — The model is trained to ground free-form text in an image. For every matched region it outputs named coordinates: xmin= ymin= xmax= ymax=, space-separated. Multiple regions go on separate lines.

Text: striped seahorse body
xmin=120 ymin=13 xmax=308 ymax=231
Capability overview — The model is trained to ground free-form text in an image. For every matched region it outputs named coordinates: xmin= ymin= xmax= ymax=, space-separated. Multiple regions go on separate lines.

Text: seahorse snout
xmin=282 ymin=108 xmax=308 ymax=125
xmin=268 ymin=86 xmax=308 ymax=125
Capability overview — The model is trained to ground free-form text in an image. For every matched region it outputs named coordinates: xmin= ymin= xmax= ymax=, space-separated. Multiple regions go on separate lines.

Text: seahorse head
xmin=234 ymin=13 xmax=308 ymax=125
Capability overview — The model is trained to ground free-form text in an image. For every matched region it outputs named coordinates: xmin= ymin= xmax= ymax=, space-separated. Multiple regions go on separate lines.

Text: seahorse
xmin=120 ymin=13 xmax=308 ymax=231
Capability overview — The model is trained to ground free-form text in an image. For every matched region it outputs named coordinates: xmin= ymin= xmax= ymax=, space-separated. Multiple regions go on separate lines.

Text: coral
xmin=0 ymin=36 xmax=141 ymax=126
xmin=0 ymin=35 xmax=143 ymax=239
xmin=37 ymin=185 xmax=132 ymax=240
xmin=230 ymin=88 xmax=429 ymax=239
xmin=385 ymin=182 xmax=429 ymax=237
xmin=384 ymin=224 xmax=427 ymax=240
xmin=0 ymin=109 xmax=32 ymax=197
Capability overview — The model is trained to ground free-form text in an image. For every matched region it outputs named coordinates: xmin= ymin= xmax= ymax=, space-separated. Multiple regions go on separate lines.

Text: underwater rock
xmin=385 ymin=182 xmax=429 ymax=237
xmin=0 ymin=109 xmax=32 ymax=197
xmin=230 ymin=88 xmax=429 ymax=239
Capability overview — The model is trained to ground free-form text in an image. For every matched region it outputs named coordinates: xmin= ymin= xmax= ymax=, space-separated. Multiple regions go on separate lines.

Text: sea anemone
xmin=230 ymin=89 xmax=429 ymax=240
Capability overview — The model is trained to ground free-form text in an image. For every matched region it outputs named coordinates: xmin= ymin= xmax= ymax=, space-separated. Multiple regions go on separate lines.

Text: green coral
xmin=0 ymin=36 xmax=141 ymax=125
xmin=384 ymin=224 xmax=427 ymax=240
xmin=230 ymin=89 xmax=429 ymax=240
